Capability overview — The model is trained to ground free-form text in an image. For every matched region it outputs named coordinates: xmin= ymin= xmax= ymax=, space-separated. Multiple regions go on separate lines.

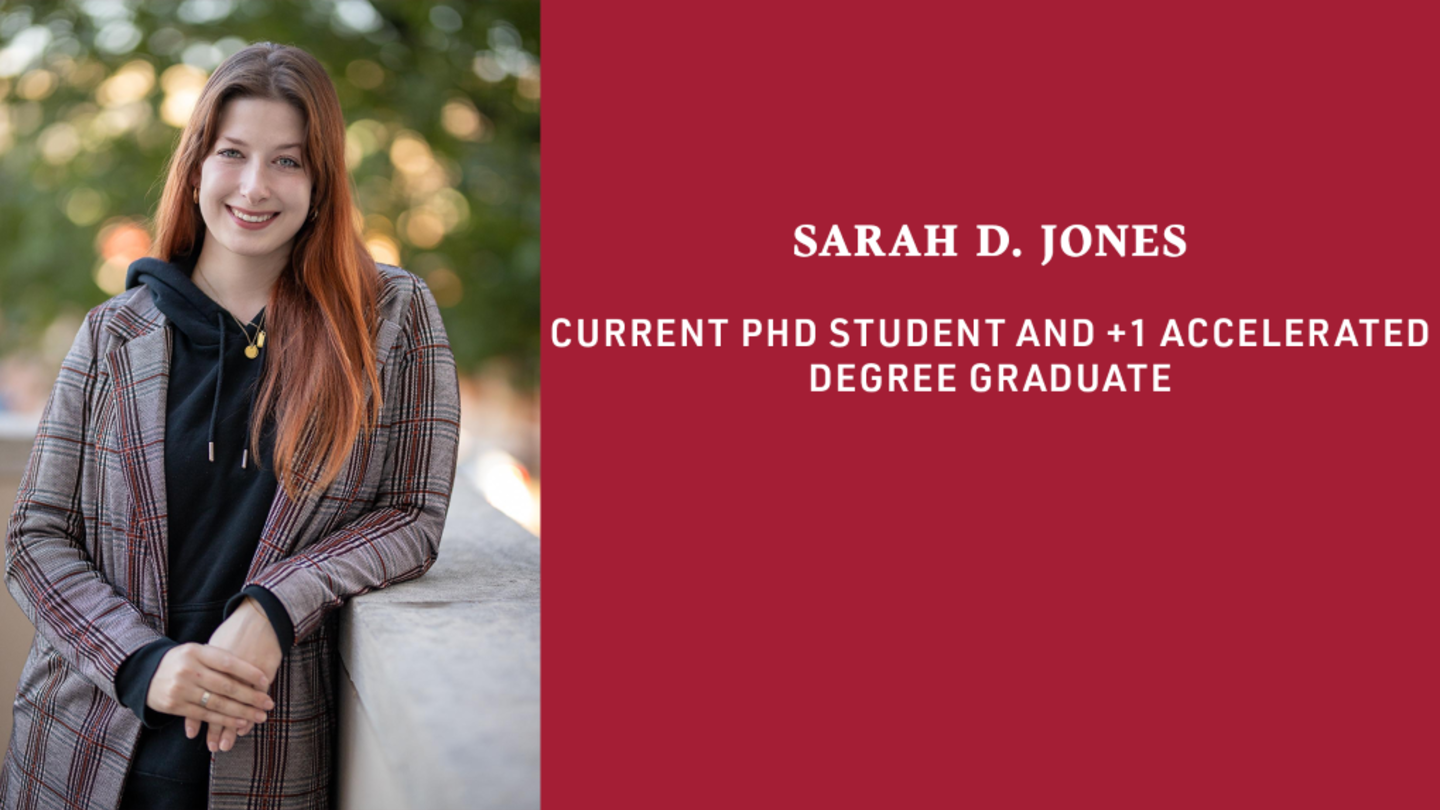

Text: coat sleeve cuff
xmin=114 ymin=637 xmax=180 ymax=729
xmin=224 ymin=586 xmax=295 ymax=656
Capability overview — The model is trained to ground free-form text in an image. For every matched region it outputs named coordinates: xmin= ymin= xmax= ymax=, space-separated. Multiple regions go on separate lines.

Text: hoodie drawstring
xmin=207 ymin=311 xmax=261 ymax=469
xmin=243 ymin=360 xmax=259 ymax=470
xmin=208 ymin=312 xmax=224 ymax=463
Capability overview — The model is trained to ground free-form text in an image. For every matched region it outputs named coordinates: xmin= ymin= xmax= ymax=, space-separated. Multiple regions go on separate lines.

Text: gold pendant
xmin=256 ymin=330 xmax=266 ymax=348
xmin=245 ymin=345 xmax=259 ymax=359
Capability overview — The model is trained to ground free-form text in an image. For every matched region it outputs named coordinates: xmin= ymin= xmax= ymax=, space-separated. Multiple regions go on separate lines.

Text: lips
xmin=227 ymin=205 xmax=280 ymax=229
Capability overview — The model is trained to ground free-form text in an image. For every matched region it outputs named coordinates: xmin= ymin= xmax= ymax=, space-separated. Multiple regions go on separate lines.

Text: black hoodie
xmin=114 ymin=252 xmax=296 ymax=802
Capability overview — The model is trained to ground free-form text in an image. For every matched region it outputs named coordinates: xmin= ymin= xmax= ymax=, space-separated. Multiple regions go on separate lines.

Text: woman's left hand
xmin=193 ymin=596 xmax=282 ymax=753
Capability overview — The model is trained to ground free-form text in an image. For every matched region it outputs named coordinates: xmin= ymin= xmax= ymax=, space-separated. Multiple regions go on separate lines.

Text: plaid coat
xmin=2 ymin=264 xmax=460 ymax=810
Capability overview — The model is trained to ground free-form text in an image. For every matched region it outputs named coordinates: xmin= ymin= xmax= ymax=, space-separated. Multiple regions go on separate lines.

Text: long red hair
xmin=150 ymin=42 xmax=382 ymax=499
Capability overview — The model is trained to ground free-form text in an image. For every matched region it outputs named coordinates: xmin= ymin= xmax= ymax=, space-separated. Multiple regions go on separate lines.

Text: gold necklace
xmin=194 ymin=270 xmax=267 ymax=359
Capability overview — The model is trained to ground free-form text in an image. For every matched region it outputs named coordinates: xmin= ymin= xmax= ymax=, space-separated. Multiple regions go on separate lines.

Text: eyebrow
xmin=219 ymin=136 xmax=304 ymax=151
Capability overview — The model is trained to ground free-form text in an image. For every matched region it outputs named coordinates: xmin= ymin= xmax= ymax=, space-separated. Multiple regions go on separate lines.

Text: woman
xmin=1 ymin=43 xmax=460 ymax=810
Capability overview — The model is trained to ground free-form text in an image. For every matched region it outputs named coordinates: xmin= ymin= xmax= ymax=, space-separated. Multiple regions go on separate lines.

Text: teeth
xmin=231 ymin=207 xmax=277 ymax=223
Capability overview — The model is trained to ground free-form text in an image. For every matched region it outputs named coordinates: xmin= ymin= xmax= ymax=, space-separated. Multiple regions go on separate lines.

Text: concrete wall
xmin=0 ymin=414 xmax=39 ymax=762
xmin=0 ymin=474 xmax=29 ymax=763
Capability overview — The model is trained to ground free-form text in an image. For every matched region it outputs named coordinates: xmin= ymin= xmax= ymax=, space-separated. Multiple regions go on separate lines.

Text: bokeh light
xmin=160 ymin=63 xmax=207 ymax=127
xmin=441 ymin=98 xmax=490 ymax=142
xmin=425 ymin=266 xmax=463 ymax=308
xmin=92 ymin=218 xmax=152 ymax=295
xmin=38 ymin=122 xmax=81 ymax=164
xmin=95 ymin=60 xmax=153 ymax=107
xmin=364 ymin=233 xmax=401 ymax=266
xmin=16 ymin=68 xmax=56 ymax=100
xmin=473 ymin=449 xmax=538 ymax=534
xmin=63 ymin=187 xmax=109 ymax=226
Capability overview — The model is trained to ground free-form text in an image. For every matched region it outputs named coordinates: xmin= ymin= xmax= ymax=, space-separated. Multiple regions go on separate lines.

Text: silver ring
xmin=201 ymin=690 xmax=212 ymax=708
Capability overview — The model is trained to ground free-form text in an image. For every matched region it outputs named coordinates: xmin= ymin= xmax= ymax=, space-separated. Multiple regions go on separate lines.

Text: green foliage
xmin=0 ymin=0 xmax=539 ymax=382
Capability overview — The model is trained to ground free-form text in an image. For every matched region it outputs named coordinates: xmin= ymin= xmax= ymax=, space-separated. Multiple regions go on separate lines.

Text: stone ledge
xmin=0 ymin=413 xmax=41 ymax=477
xmin=337 ymin=481 xmax=540 ymax=810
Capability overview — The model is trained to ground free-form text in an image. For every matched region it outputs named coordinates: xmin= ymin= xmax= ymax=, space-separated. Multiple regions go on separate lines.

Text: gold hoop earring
xmin=309 ymin=208 xmax=317 ymax=222
xmin=192 ymin=186 xmax=199 ymax=204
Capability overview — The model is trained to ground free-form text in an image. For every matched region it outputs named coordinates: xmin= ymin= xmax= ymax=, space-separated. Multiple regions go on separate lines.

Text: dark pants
xmin=118 ymin=766 xmax=209 ymax=809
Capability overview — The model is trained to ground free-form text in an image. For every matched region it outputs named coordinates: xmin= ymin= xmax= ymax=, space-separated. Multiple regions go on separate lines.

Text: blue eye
xmin=217 ymin=148 xmax=301 ymax=169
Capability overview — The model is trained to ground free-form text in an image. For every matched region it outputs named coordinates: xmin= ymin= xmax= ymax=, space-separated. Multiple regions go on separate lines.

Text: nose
xmin=238 ymin=159 xmax=271 ymax=204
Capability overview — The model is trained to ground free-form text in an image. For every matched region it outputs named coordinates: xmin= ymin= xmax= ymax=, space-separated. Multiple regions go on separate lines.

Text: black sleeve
xmin=114 ymin=637 xmax=181 ymax=729
xmin=223 ymin=585 xmax=295 ymax=656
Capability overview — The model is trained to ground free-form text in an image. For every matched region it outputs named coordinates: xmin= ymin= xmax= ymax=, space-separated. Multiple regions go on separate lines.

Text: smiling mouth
xmin=227 ymin=206 xmax=279 ymax=223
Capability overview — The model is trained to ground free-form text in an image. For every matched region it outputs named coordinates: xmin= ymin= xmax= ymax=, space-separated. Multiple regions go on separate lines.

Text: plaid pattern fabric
xmin=2 ymin=265 xmax=460 ymax=810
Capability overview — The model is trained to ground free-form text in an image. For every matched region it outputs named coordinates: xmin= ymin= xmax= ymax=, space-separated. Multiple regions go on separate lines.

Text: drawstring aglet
xmin=208 ymin=441 xmax=215 ymax=462
xmin=242 ymin=449 xmax=248 ymax=469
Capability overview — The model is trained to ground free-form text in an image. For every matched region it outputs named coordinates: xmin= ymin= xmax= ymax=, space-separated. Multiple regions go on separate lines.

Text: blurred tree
xmin=0 ymin=0 xmax=539 ymax=385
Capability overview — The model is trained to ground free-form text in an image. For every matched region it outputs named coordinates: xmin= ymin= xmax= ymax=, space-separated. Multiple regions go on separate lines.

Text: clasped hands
xmin=145 ymin=596 xmax=282 ymax=754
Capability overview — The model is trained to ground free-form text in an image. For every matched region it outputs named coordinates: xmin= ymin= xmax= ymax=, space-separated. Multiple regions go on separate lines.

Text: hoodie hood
xmin=125 ymin=253 xmax=228 ymax=344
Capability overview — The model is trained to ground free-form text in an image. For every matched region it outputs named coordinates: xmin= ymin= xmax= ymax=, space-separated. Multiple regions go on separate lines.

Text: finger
xmin=195 ymin=645 xmax=269 ymax=690
xmin=221 ymin=727 xmax=238 ymax=752
xmin=195 ymin=689 xmax=267 ymax=724
xmin=208 ymin=721 xmax=221 ymax=753
xmin=188 ymin=709 xmax=248 ymax=731
xmin=185 ymin=718 xmax=200 ymax=739
xmin=194 ymin=668 xmax=275 ymax=712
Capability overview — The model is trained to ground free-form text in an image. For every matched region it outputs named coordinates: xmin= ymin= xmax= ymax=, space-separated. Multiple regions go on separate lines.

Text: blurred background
xmin=0 ymin=0 xmax=540 ymax=535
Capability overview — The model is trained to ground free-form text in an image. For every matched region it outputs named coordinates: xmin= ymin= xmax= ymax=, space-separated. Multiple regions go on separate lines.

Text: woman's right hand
xmin=146 ymin=643 xmax=275 ymax=731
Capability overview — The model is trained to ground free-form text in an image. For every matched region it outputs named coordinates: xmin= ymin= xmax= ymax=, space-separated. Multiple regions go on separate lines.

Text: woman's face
xmin=194 ymin=97 xmax=313 ymax=266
